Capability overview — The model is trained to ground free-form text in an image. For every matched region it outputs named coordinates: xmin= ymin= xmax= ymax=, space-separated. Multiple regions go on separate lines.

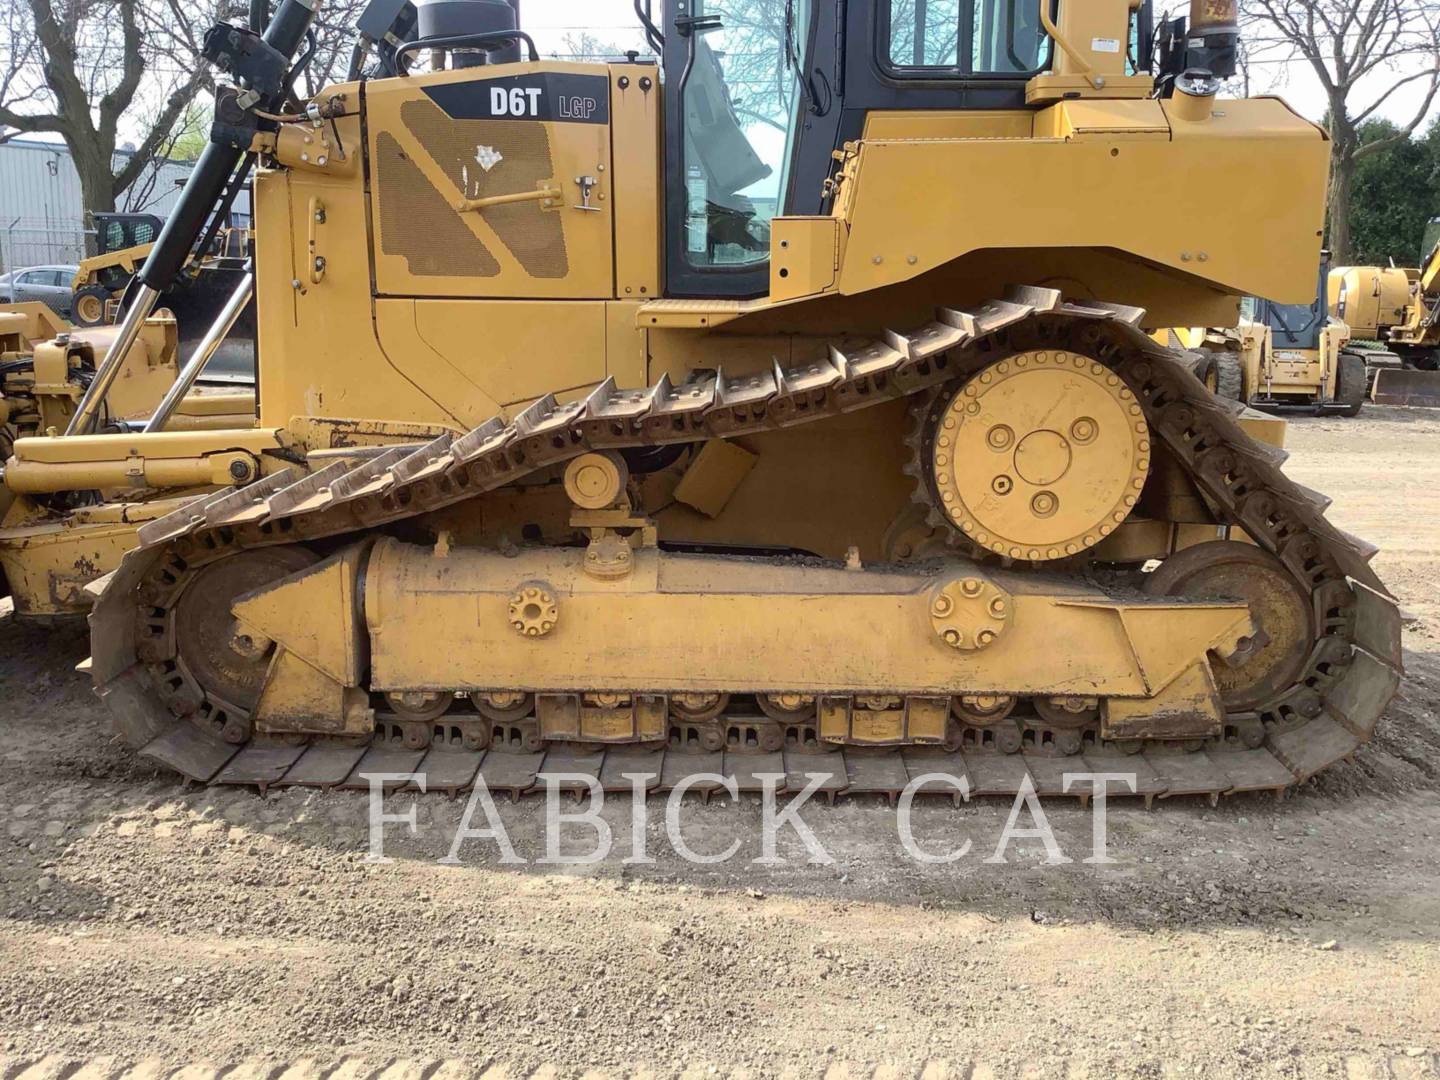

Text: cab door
xmin=365 ymin=63 xmax=614 ymax=299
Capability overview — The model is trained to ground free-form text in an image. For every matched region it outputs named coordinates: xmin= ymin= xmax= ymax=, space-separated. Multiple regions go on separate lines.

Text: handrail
xmin=395 ymin=30 xmax=540 ymax=74
xmin=1038 ymin=1 xmax=1105 ymax=89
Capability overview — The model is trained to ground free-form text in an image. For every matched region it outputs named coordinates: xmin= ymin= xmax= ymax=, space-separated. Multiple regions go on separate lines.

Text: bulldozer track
xmin=86 ymin=287 xmax=1404 ymax=804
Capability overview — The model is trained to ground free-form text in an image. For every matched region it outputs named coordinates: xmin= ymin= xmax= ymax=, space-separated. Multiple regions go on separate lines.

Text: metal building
xmin=0 ymin=138 xmax=215 ymax=272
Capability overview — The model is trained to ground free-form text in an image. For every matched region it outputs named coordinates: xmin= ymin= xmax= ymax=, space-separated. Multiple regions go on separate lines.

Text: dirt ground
xmin=2 ymin=406 xmax=1440 ymax=1078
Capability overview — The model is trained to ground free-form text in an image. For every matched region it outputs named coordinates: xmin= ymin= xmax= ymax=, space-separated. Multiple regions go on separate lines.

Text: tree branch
xmin=1353 ymin=65 xmax=1440 ymax=156
xmin=0 ymin=102 xmax=61 ymax=133
xmin=97 ymin=0 xmax=145 ymax=141
xmin=1351 ymin=62 xmax=1440 ymax=125
xmin=111 ymin=65 xmax=206 ymax=194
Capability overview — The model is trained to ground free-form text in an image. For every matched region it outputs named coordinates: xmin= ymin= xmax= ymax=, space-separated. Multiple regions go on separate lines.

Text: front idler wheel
xmin=1144 ymin=540 xmax=1314 ymax=713
xmin=171 ymin=547 xmax=320 ymax=714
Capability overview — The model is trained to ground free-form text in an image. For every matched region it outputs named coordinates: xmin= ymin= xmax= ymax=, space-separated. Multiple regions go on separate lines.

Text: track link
xmin=87 ymin=287 xmax=1404 ymax=804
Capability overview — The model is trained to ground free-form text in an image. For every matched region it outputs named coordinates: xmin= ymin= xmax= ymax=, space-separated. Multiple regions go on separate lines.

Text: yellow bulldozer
xmin=0 ymin=0 xmax=1401 ymax=802
xmin=1330 ymin=225 xmax=1440 ymax=405
xmin=0 ymin=301 xmax=256 ymax=614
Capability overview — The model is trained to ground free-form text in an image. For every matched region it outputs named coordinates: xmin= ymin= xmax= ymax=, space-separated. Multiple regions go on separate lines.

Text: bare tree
xmin=1243 ymin=0 xmax=1440 ymax=260
xmin=888 ymin=0 xmax=961 ymax=70
xmin=0 ymin=0 xmax=234 ymax=223
xmin=703 ymin=0 xmax=793 ymax=133
xmin=120 ymin=106 xmax=205 ymax=212
xmin=553 ymin=30 xmax=653 ymax=63
xmin=0 ymin=0 xmax=373 ymax=237
xmin=296 ymin=0 xmax=369 ymax=97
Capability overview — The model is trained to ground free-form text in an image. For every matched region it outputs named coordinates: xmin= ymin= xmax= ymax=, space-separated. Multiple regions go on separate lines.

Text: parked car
xmin=0 ymin=264 xmax=81 ymax=316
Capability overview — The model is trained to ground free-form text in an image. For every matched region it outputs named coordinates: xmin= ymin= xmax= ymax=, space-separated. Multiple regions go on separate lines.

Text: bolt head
xmin=986 ymin=425 xmax=1014 ymax=450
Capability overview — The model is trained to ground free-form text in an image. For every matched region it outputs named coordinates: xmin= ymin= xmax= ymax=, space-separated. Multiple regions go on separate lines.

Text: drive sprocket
xmin=915 ymin=350 xmax=1152 ymax=562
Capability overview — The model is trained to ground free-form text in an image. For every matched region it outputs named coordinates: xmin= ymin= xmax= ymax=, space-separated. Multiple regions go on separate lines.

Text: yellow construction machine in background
xmin=0 ymin=302 xmax=255 ymax=616
xmin=70 ymin=212 xmax=257 ymax=385
xmin=1331 ymin=225 xmax=1440 ymax=405
xmin=1169 ymin=255 xmax=1378 ymax=415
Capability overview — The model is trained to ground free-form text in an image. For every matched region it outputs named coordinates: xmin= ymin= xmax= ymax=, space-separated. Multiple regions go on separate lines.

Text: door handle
xmin=455 ymin=183 xmax=562 ymax=214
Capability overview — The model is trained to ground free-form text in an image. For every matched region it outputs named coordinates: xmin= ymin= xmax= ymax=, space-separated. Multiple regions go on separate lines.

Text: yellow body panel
xmin=0 ymin=498 xmax=195 ymax=616
xmin=0 ymin=303 xmax=69 ymax=348
xmin=770 ymin=218 xmax=840 ymax=301
xmin=836 ymin=98 xmax=1327 ymax=304
xmin=1330 ymin=263 xmax=1440 ymax=351
xmin=862 ymin=111 xmax=1031 ymax=139
xmin=609 ymin=64 xmax=662 ymax=301
xmin=1033 ymin=99 xmax=1169 ymax=139
xmin=73 ymin=243 xmax=153 ymax=292
xmin=365 ymin=64 xmax=614 ymax=300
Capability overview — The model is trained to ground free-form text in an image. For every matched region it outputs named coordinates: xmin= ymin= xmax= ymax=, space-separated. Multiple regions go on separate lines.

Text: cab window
xmin=884 ymin=0 xmax=1051 ymax=74
xmin=679 ymin=0 xmax=812 ymax=270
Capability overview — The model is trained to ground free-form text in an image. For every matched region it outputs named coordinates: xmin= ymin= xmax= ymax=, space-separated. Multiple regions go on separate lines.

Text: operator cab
xmin=658 ymin=0 xmax=1063 ymax=297
xmin=91 ymin=213 xmax=164 ymax=257
xmin=1244 ymin=255 xmax=1332 ymax=352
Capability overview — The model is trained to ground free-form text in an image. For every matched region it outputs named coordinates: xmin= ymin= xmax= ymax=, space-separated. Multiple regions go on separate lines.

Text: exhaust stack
xmin=1187 ymin=0 xmax=1239 ymax=80
xmin=416 ymin=0 xmax=522 ymax=67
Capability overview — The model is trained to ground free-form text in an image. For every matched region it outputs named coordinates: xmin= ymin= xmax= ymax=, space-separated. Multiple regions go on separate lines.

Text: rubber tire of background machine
xmin=1215 ymin=351 xmax=1245 ymax=403
xmin=1336 ymin=351 xmax=1366 ymax=417
xmin=70 ymin=285 xmax=112 ymax=328
xmin=1186 ymin=350 xmax=1220 ymax=394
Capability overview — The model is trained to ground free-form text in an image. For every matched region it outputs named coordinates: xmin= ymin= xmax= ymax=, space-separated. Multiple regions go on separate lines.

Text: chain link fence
xmin=0 ymin=223 xmax=91 ymax=274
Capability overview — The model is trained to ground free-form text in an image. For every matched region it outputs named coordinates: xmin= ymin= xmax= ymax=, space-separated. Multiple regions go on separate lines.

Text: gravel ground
xmin=1 ymin=406 xmax=1439 ymax=1078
